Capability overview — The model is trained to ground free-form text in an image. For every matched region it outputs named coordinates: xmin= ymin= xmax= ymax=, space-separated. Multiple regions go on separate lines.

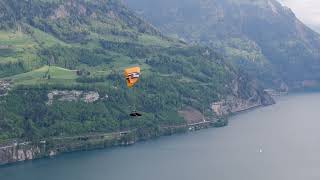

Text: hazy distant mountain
xmin=314 ymin=25 xmax=320 ymax=33
xmin=278 ymin=0 xmax=320 ymax=34
xmin=125 ymin=0 xmax=320 ymax=88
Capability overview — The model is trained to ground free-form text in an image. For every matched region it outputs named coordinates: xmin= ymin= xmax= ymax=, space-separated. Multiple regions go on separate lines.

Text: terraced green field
xmin=8 ymin=66 xmax=77 ymax=85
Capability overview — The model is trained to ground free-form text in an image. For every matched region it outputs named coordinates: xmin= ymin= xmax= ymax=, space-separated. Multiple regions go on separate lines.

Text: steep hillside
xmin=125 ymin=0 xmax=320 ymax=89
xmin=0 ymin=0 xmax=273 ymax=142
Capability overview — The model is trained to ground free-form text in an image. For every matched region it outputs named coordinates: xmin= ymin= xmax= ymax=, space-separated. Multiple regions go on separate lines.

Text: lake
xmin=1 ymin=93 xmax=320 ymax=180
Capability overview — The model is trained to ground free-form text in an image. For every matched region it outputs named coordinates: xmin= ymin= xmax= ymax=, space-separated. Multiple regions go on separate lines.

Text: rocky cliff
xmin=212 ymin=75 xmax=275 ymax=116
xmin=0 ymin=133 xmax=129 ymax=165
xmin=212 ymin=93 xmax=274 ymax=116
xmin=0 ymin=142 xmax=42 ymax=165
xmin=0 ymin=127 xmax=188 ymax=165
xmin=0 ymin=80 xmax=11 ymax=97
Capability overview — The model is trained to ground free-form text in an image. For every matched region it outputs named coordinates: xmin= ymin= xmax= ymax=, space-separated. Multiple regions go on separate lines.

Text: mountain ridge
xmin=124 ymin=0 xmax=320 ymax=89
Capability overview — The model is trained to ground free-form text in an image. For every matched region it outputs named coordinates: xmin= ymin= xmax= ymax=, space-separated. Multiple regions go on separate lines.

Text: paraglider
xmin=123 ymin=66 xmax=142 ymax=117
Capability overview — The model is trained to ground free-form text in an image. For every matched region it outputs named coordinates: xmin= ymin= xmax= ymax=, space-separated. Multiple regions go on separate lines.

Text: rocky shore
xmin=0 ymin=127 xmax=188 ymax=165
xmin=0 ymin=94 xmax=274 ymax=166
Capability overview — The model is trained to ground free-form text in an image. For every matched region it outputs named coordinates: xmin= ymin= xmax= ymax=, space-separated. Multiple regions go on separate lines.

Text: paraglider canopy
xmin=123 ymin=66 xmax=142 ymax=117
xmin=123 ymin=66 xmax=141 ymax=88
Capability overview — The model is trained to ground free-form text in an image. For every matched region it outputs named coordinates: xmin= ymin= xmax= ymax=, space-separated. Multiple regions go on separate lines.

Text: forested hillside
xmin=0 ymin=0 xmax=273 ymax=142
xmin=125 ymin=0 xmax=320 ymax=89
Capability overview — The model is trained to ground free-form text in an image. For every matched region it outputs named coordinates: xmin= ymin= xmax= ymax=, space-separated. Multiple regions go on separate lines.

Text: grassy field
xmin=28 ymin=26 xmax=69 ymax=48
xmin=0 ymin=31 xmax=35 ymax=62
xmin=0 ymin=31 xmax=35 ymax=48
xmin=8 ymin=66 xmax=78 ymax=85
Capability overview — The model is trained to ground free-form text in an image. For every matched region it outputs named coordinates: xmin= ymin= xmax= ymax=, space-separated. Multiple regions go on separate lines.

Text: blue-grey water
xmin=1 ymin=93 xmax=320 ymax=180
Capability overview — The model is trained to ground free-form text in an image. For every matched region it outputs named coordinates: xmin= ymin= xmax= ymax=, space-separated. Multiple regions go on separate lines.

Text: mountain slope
xmin=0 ymin=0 xmax=273 ymax=141
xmin=125 ymin=0 xmax=320 ymax=89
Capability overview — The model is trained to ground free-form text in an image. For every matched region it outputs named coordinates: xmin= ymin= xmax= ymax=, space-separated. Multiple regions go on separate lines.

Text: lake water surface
xmin=1 ymin=93 xmax=320 ymax=180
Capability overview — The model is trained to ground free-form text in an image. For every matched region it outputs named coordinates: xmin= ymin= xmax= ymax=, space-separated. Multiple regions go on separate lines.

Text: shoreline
xmin=0 ymin=102 xmax=272 ymax=166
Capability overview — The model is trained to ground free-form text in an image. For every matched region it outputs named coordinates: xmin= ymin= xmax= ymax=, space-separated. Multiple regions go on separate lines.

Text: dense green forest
xmin=0 ymin=0 xmax=270 ymax=142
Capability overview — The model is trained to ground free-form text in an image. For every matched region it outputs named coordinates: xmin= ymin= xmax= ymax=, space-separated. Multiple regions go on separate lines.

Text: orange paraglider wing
xmin=123 ymin=66 xmax=141 ymax=88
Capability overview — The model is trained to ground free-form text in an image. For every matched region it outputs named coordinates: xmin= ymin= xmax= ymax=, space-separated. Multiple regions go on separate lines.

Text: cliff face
xmin=211 ymin=93 xmax=274 ymax=116
xmin=212 ymin=75 xmax=275 ymax=116
xmin=0 ymin=142 xmax=42 ymax=165
xmin=0 ymin=80 xmax=11 ymax=97
xmin=0 ymin=133 xmax=126 ymax=165
xmin=47 ymin=90 xmax=103 ymax=105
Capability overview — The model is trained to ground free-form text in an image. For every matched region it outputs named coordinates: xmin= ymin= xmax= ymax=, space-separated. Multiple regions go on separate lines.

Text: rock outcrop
xmin=0 ymin=142 xmax=42 ymax=165
xmin=212 ymin=76 xmax=275 ymax=116
xmin=0 ymin=80 xmax=11 ymax=97
xmin=211 ymin=92 xmax=274 ymax=116
xmin=47 ymin=90 xmax=103 ymax=105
